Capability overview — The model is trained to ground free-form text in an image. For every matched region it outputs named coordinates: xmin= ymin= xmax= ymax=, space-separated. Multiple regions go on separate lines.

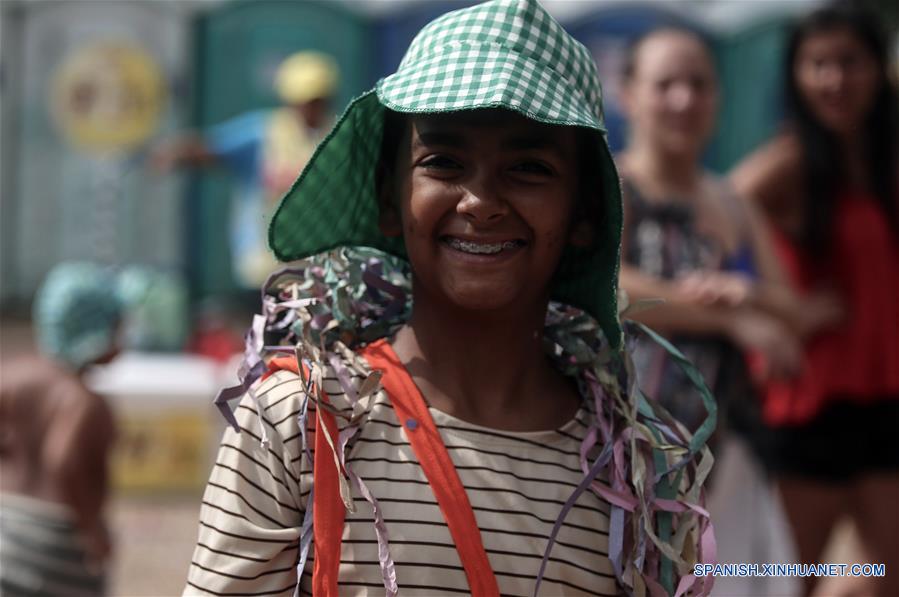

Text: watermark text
xmin=693 ymin=563 xmax=886 ymax=578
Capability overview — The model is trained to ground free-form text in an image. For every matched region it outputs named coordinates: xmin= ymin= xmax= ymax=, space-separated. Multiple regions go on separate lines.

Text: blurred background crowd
xmin=0 ymin=0 xmax=897 ymax=595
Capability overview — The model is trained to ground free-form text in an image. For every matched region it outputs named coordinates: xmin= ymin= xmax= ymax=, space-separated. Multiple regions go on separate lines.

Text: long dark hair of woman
xmin=785 ymin=2 xmax=899 ymax=254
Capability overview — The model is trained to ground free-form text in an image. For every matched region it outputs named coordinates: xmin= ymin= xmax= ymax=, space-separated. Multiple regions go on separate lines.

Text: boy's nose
xmin=456 ymin=185 xmax=509 ymax=224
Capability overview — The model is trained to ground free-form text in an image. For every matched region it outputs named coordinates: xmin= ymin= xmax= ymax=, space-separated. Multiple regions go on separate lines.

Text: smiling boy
xmin=383 ymin=110 xmax=586 ymax=432
xmin=185 ymin=2 xmax=714 ymax=596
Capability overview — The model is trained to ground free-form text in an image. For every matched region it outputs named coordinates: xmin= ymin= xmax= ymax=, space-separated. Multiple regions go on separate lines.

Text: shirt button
xmin=405 ymin=419 xmax=419 ymax=431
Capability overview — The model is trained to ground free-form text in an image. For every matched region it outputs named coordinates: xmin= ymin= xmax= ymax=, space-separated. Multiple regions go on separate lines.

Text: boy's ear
xmin=568 ymin=219 xmax=595 ymax=248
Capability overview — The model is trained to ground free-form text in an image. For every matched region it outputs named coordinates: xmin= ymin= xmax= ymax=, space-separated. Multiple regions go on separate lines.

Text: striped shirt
xmin=185 ymin=354 xmax=620 ymax=596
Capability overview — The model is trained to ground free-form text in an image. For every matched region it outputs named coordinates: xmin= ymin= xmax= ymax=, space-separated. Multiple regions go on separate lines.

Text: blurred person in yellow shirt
xmin=151 ymin=51 xmax=338 ymax=288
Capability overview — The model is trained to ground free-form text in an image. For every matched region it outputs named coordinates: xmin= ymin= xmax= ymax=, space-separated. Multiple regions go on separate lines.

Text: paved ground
xmin=109 ymin=495 xmax=202 ymax=596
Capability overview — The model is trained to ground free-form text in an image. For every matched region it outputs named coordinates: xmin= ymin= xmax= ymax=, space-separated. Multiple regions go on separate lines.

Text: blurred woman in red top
xmin=733 ymin=3 xmax=899 ymax=595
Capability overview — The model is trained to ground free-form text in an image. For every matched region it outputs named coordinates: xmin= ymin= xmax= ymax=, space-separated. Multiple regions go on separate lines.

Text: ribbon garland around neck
xmin=213 ymin=246 xmax=717 ymax=597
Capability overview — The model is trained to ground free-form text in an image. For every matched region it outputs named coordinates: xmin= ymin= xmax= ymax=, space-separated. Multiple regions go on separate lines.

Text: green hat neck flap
xmin=269 ymin=0 xmax=623 ymax=348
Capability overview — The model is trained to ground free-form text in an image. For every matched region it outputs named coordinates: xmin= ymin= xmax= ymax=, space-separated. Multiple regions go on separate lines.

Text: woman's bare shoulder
xmin=732 ymin=135 xmax=801 ymax=184
xmin=730 ymin=134 xmax=803 ymax=205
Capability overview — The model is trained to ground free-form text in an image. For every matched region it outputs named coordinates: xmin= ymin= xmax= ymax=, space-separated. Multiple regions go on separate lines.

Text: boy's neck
xmin=389 ymin=296 xmax=580 ymax=432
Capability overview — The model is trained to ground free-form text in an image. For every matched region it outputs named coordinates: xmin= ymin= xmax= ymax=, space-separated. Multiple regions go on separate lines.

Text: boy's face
xmin=385 ymin=109 xmax=580 ymax=313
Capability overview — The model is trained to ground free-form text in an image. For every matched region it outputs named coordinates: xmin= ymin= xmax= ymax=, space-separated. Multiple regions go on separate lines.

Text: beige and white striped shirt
xmin=185 ymin=355 xmax=620 ymax=596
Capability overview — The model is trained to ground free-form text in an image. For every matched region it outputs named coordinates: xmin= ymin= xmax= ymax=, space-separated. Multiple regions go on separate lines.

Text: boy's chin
xmin=439 ymin=281 xmax=536 ymax=313
xmin=411 ymin=270 xmax=550 ymax=315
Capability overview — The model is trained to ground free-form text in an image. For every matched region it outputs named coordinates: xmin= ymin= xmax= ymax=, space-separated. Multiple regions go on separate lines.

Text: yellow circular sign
xmin=51 ymin=41 xmax=165 ymax=154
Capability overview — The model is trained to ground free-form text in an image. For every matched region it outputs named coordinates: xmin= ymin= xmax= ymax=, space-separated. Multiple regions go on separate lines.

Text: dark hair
xmin=785 ymin=1 xmax=899 ymax=253
xmin=376 ymin=108 xmax=407 ymax=205
xmin=621 ymin=26 xmax=716 ymax=81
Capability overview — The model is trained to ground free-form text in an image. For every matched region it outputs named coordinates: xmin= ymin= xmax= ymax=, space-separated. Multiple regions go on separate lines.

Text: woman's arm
xmin=730 ymin=135 xmax=802 ymax=221
xmin=620 ymin=264 xmax=734 ymax=335
xmin=730 ymin=137 xmax=843 ymax=338
xmin=622 ymin=265 xmax=801 ymax=379
xmin=728 ymin=183 xmax=803 ymax=324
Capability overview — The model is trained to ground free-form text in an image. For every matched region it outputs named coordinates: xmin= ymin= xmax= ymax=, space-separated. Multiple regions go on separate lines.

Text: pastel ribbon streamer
xmin=211 ymin=247 xmax=717 ymax=597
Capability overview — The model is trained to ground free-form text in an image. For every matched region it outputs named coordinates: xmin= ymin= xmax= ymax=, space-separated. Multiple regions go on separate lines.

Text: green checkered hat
xmin=270 ymin=0 xmax=623 ymax=347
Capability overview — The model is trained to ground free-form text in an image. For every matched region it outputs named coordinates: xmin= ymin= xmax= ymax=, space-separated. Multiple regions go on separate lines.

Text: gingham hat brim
xmin=377 ymin=45 xmax=602 ymax=130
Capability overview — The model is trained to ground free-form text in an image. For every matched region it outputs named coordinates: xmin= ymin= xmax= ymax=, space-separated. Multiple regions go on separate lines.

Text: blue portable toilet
xmin=373 ymin=1 xmax=477 ymax=78
xmin=714 ymin=17 xmax=791 ymax=170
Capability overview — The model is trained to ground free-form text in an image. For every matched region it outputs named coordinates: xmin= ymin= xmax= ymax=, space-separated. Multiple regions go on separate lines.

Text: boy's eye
xmin=510 ymin=161 xmax=553 ymax=176
xmin=419 ymin=155 xmax=462 ymax=170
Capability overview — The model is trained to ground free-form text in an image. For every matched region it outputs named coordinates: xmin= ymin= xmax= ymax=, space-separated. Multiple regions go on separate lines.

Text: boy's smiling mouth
xmin=440 ymin=236 xmax=527 ymax=256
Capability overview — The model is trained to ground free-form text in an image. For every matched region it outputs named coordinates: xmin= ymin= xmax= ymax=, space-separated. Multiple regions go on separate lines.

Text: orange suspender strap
xmin=264 ymin=357 xmax=343 ymax=597
xmin=266 ymin=342 xmax=501 ymax=597
xmin=311 ymin=390 xmax=344 ymax=596
xmin=360 ymin=339 xmax=501 ymax=597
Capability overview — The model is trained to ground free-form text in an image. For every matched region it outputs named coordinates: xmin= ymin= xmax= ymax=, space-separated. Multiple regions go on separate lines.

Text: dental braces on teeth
xmin=449 ymin=239 xmax=521 ymax=254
